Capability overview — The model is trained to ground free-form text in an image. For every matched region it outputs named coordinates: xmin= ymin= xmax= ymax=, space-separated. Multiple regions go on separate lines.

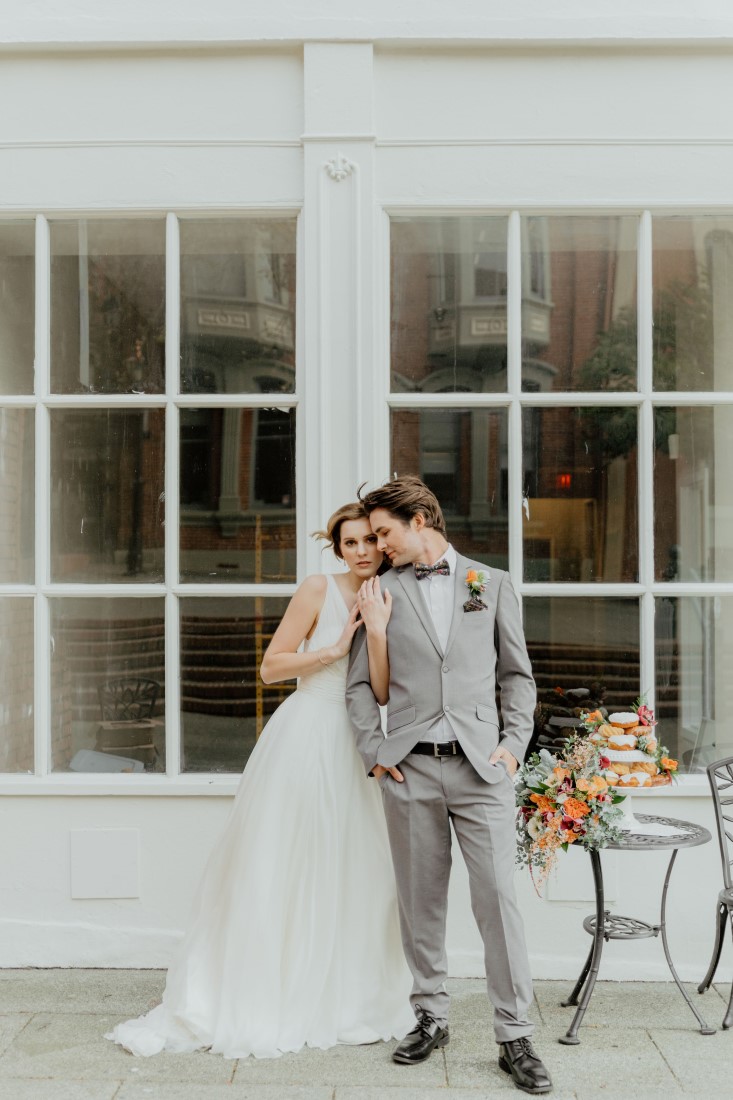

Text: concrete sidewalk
xmin=0 ymin=970 xmax=730 ymax=1099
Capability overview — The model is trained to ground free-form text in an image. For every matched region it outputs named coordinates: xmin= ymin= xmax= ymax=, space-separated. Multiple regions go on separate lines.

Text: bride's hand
xmin=322 ymin=602 xmax=363 ymax=663
xmin=357 ymin=577 xmax=392 ymax=635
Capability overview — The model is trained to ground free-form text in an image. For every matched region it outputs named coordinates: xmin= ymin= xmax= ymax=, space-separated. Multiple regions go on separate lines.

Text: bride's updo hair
xmin=312 ymin=502 xmax=369 ymax=561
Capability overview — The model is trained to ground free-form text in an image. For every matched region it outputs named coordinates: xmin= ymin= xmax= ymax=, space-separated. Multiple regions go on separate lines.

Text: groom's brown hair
xmin=358 ymin=475 xmax=447 ymax=537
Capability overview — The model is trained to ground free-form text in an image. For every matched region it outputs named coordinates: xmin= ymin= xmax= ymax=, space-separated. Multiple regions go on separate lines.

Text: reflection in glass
xmin=0 ymin=409 xmax=34 ymax=582
xmin=524 ymin=595 xmax=640 ymax=747
xmin=390 ymin=217 xmax=509 ymax=394
xmin=391 ymin=408 xmax=509 ymax=567
xmin=655 ymin=596 xmax=733 ymax=772
xmin=0 ymin=598 xmax=34 ymax=772
xmin=653 ymin=216 xmax=733 ymax=391
xmin=179 ymin=407 xmax=295 ymax=583
xmin=50 ymin=598 xmax=165 ymax=773
xmin=0 ymin=221 xmax=35 ymax=394
xmin=50 ymin=410 xmax=165 ymax=582
xmin=654 ymin=406 xmax=733 ymax=582
xmin=50 ymin=219 xmax=165 ymax=394
xmin=180 ymin=219 xmax=296 ymax=395
xmin=523 ymin=407 xmax=638 ymax=582
xmin=180 ymin=596 xmax=294 ymax=772
xmin=521 ymin=216 xmax=638 ymax=393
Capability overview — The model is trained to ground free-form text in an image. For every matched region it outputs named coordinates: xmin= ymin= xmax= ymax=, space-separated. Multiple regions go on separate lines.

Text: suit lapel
xmin=444 ymin=553 xmax=472 ymax=657
xmin=397 ymin=566 xmax=444 ymax=658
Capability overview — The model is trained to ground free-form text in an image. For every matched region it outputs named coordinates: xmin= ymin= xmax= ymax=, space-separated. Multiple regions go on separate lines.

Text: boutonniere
xmin=463 ymin=569 xmax=489 ymax=611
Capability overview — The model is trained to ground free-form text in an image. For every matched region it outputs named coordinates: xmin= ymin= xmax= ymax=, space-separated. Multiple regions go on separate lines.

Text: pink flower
xmin=636 ymin=704 xmax=656 ymax=727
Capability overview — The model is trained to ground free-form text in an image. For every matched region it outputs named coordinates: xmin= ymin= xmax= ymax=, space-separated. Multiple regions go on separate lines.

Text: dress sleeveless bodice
xmin=297 ymin=575 xmax=351 ymax=703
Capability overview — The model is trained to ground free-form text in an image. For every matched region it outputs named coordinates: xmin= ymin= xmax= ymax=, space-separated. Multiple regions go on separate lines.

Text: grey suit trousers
xmin=379 ymin=751 xmax=534 ymax=1044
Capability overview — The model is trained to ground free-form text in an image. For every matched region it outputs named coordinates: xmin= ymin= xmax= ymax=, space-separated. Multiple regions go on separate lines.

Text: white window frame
xmin=0 ymin=209 xmax=302 ymax=795
xmin=384 ymin=207 xmax=733 ymax=796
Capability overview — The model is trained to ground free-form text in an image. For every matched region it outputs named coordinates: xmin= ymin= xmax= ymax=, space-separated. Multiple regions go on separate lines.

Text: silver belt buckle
xmin=433 ymin=742 xmax=441 ymax=757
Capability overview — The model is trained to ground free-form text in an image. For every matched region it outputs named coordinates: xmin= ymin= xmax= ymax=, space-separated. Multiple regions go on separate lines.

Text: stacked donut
xmin=590 ymin=712 xmax=669 ymax=789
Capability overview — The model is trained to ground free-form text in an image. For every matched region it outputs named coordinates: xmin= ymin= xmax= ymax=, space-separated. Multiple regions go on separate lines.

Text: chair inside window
xmin=95 ymin=677 xmax=161 ymax=767
xmin=698 ymin=755 xmax=733 ymax=1029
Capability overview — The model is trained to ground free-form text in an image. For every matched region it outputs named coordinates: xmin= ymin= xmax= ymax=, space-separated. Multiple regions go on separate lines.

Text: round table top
xmin=607 ymin=813 xmax=712 ymax=851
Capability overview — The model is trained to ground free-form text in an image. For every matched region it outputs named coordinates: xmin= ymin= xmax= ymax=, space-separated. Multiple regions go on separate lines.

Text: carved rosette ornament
xmin=324 ymin=154 xmax=356 ymax=182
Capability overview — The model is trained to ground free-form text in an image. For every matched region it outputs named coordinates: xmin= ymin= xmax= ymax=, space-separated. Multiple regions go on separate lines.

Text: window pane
xmin=50 ymin=219 xmax=165 ymax=394
xmin=0 ymin=221 xmax=35 ymax=395
xmin=50 ymin=409 xmax=165 ymax=582
xmin=523 ymin=407 xmax=638 ymax=582
xmin=0 ymin=598 xmax=34 ymax=773
xmin=654 ymin=406 xmax=733 ymax=582
xmin=391 ymin=407 xmax=509 ymax=567
xmin=180 ymin=596 xmax=294 ymax=773
xmin=391 ymin=217 xmax=509 ymax=394
xmin=50 ymin=598 xmax=165 ymax=773
xmin=0 ymin=409 xmax=34 ymax=582
xmin=653 ymin=216 xmax=733 ymax=391
xmin=655 ymin=595 xmax=733 ymax=773
xmin=180 ymin=219 xmax=296 ymax=395
xmin=521 ymin=216 xmax=638 ymax=393
xmin=179 ymin=407 xmax=295 ymax=583
xmin=525 ymin=596 xmax=640 ymax=753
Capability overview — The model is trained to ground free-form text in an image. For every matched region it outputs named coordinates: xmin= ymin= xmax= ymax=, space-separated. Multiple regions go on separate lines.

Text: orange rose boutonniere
xmin=464 ymin=568 xmax=488 ymax=612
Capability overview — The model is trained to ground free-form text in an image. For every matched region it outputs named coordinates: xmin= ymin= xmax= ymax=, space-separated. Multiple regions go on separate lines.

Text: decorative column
xmin=302 ymin=43 xmax=379 ymax=572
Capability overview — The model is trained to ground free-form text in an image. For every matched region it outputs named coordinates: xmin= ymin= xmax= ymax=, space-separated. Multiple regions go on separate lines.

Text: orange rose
xmin=589 ymin=776 xmax=608 ymax=795
xmin=552 ymin=767 xmax=571 ymax=783
xmin=575 ymin=778 xmax=591 ymax=792
xmin=530 ymin=793 xmax=554 ymax=813
xmin=563 ymin=797 xmax=590 ymax=820
xmin=661 ymin=757 xmax=678 ymax=772
xmin=466 ymin=570 xmax=478 ymax=583
xmin=586 ymin=710 xmax=602 ymax=723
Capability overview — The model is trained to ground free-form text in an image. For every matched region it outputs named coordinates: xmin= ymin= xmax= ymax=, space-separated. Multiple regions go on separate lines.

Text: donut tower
xmin=588 ymin=712 xmax=671 ymax=789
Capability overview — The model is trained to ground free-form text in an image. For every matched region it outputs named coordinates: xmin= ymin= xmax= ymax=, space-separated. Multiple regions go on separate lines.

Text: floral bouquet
xmin=515 ymin=735 xmax=626 ymax=891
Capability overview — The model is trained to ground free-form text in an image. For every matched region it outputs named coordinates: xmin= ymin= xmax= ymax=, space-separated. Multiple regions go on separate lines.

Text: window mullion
xmin=637 ymin=210 xmax=656 ymax=705
xmin=34 ymin=215 xmax=51 ymax=776
xmin=507 ymin=211 xmax=523 ymax=593
xmin=165 ymin=212 xmax=182 ymax=777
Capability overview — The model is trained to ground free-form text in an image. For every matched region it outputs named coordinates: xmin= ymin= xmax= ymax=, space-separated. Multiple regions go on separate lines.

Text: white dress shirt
xmin=416 ymin=543 xmax=458 ymax=744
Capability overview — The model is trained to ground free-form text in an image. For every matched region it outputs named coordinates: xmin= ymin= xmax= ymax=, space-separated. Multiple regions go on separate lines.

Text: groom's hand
xmin=489 ymin=745 xmax=519 ymax=776
xmin=372 ymin=764 xmax=404 ymax=783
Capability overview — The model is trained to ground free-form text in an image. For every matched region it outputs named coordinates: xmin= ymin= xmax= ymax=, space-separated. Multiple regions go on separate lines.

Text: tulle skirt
xmin=106 ymin=685 xmax=413 ymax=1058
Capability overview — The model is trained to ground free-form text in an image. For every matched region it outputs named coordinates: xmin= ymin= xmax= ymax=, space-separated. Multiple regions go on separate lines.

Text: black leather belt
xmin=410 ymin=741 xmax=464 ymax=758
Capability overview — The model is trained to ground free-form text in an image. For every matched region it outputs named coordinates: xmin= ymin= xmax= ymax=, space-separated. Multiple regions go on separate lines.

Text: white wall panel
xmin=0 ymin=51 xmax=303 ymax=143
xmin=375 ymin=48 xmax=733 ymax=141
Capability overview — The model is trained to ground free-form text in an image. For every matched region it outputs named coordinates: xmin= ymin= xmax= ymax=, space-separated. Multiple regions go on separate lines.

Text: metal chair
xmin=95 ymin=677 xmax=161 ymax=767
xmin=698 ymin=755 xmax=733 ymax=1029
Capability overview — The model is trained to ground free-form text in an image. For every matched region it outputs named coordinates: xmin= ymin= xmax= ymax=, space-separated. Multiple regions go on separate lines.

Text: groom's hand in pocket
xmin=372 ymin=764 xmax=404 ymax=783
xmin=489 ymin=746 xmax=518 ymax=776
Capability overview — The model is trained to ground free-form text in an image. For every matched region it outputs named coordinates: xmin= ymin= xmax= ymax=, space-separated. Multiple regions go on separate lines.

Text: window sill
xmin=0 ymin=773 xmax=711 ymax=797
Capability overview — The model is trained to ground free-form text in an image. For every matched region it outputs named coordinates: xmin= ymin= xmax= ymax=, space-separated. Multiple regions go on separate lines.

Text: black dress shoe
xmin=392 ymin=1005 xmax=449 ymax=1064
xmin=498 ymin=1037 xmax=552 ymax=1094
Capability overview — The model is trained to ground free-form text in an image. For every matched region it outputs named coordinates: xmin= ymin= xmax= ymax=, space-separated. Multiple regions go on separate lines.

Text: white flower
xmin=527 ymin=815 xmax=543 ymax=839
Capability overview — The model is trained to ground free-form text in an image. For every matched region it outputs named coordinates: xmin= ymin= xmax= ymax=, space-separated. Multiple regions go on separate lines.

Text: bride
xmin=106 ymin=502 xmax=413 ymax=1059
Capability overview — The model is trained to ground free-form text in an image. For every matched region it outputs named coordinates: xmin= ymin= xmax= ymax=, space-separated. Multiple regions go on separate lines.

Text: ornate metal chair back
xmin=706 ymin=755 xmax=733 ymax=891
xmin=98 ymin=677 xmax=160 ymax=722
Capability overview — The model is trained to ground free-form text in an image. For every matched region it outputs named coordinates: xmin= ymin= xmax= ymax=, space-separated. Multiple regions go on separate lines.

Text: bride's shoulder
xmin=297 ymin=574 xmax=329 ymax=599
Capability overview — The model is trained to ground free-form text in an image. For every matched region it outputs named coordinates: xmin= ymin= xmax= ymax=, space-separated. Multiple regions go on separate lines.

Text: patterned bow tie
xmin=414 ymin=559 xmax=450 ymax=580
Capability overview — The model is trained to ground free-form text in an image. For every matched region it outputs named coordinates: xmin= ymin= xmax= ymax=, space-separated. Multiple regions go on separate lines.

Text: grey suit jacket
xmin=345 ymin=554 xmax=536 ymax=785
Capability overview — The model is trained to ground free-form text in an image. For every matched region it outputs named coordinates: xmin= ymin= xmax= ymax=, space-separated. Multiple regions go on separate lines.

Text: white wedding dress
xmin=106 ymin=575 xmax=413 ymax=1059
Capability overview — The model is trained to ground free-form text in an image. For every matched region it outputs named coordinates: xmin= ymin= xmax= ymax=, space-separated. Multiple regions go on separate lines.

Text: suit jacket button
xmin=444 ymin=704 xmax=451 ymax=712
xmin=442 ymin=666 xmax=449 ymax=673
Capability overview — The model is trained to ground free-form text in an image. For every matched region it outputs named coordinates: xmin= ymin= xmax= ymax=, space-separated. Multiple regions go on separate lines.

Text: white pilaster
xmin=302 ymin=43 xmax=377 ymax=572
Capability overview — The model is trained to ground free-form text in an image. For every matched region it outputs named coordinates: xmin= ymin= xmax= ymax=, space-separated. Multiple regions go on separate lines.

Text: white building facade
xmin=1 ymin=1 xmax=732 ymax=983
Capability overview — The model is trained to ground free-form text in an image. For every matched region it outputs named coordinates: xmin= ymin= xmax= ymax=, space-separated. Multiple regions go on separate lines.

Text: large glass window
xmin=0 ymin=598 xmax=34 ymax=773
xmin=389 ymin=212 xmax=733 ymax=771
xmin=0 ymin=408 xmax=34 ymax=583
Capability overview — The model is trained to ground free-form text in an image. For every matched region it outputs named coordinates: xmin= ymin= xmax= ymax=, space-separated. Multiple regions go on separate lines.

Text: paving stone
xmin=118 ymin=1086 xmax=332 ymax=1100
xmin=446 ymin=1025 xmax=676 ymax=1093
xmin=0 ymin=969 xmax=165 ymax=1015
xmin=232 ymin=1039 xmax=446 ymax=1088
xmin=535 ymin=979 xmax=720 ymax=1032
xmin=0 ymin=1013 xmax=234 ymax=1084
xmin=0 ymin=1082 xmax=121 ymax=1100
xmin=0 ymin=1015 xmax=32 ymax=1057
xmin=649 ymin=1027 xmax=733 ymax=1091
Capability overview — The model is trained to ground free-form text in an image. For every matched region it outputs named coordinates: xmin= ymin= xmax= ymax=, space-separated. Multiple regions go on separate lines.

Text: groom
xmin=346 ymin=476 xmax=551 ymax=1095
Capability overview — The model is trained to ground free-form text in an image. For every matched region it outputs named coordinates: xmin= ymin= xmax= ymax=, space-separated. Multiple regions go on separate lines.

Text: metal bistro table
xmin=559 ymin=813 xmax=715 ymax=1044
